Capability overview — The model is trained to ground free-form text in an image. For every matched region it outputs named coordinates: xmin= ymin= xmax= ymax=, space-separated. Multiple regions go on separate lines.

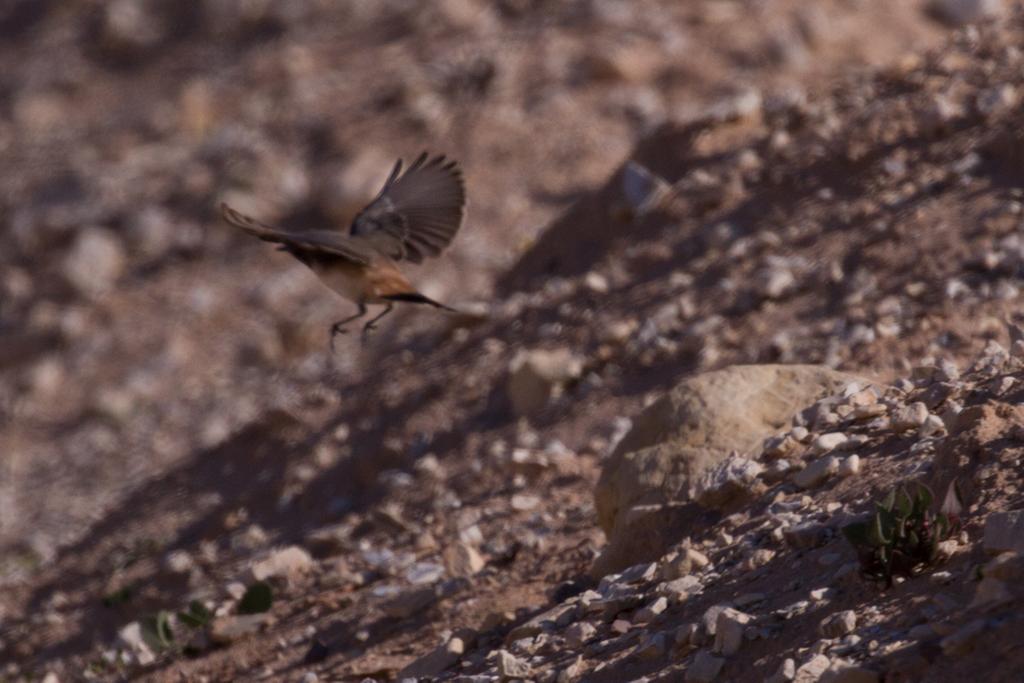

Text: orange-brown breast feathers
xmin=364 ymin=258 xmax=417 ymax=300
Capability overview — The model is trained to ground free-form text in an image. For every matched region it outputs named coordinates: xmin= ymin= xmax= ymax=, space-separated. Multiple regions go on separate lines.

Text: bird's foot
xmin=329 ymin=323 xmax=349 ymax=352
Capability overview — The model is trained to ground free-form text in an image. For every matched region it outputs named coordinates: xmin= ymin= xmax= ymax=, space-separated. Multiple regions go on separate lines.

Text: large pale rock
xmin=593 ymin=365 xmax=862 ymax=573
xmin=590 ymin=502 xmax=705 ymax=579
xmin=695 ymin=457 xmax=765 ymax=509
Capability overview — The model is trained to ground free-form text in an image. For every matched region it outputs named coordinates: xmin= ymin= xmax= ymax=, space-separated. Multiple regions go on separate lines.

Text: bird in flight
xmin=221 ymin=152 xmax=466 ymax=349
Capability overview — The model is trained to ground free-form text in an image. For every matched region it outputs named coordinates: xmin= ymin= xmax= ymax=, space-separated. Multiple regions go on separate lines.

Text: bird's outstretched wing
xmin=220 ymin=203 xmax=375 ymax=265
xmin=349 ymin=152 xmax=466 ymax=264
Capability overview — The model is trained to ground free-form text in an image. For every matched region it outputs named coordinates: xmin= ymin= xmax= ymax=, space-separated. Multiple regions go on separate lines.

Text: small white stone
xmin=769 ymin=658 xmax=796 ymax=683
xmin=662 ymin=548 xmax=711 ymax=579
xmin=891 ymin=402 xmax=929 ymax=431
xmin=820 ymin=610 xmax=857 ymax=638
xmin=812 ymin=433 xmax=848 ymax=454
xmin=838 ymin=455 xmax=860 ymax=478
xmin=565 ymin=621 xmax=597 ymax=647
xmin=585 ymin=271 xmax=610 ymax=293
xmin=714 ymin=608 xmax=752 ymax=655
xmin=249 ymin=546 xmax=313 ymax=584
xmin=792 ymin=456 xmax=839 ymax=490
xmin=794 ymin=653 xmax=832 ymax=682
xmin=791 ymin=426 xmax=811 ymax=442
xmin=636 ymin=596 xmax=669 ymax=622
xmin=918 ymin=414 xmax=945 ymax=438
xmin=444 ymin=542 xmax=486 ymax=577
xmin=496 ymin=649 xmax=531 ymax=678
xmin=63 ymin=228 xmax=126 ymax=296
xmin=117 ymin=622 xmax=156 ymax=665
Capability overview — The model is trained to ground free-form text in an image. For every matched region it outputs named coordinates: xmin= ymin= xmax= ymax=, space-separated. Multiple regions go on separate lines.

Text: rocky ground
xmin=3 ymin=0 xmax=1024 ymax=682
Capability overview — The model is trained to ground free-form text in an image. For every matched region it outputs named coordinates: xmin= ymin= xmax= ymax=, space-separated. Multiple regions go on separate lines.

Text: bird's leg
xmin=329 ymin=303 xmax=367 ymax=351
xmin=361 ymin=303 xmax=394 ymax=340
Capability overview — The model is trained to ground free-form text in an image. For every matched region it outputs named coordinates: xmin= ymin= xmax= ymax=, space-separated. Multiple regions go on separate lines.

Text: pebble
xmin=837 ymin=455 xmax=860 ymax=478
xmin=210 ymin=613 xmax=274 ymax=644
xmin=784 ymin=521 xmax=830 ymax=549
xmin=635 ymin=596 xmax=668 ymax=622
xmin=63 ymin=228 xmax=126 ymax=296
xmin=794 ymin=653 xmax=831 ymax=682
xmin=714 ymin=608 xmax=752 ymax=656
xmin=510 ymin=493 xmax=541 ymax=511
xmin=791 ymin=426 xmax=811 ymax=442
xmin=792 ymin=456 xmax=839 ymax=490
xmin=383 ymin=587 xmax=437 ymax=619
xmin=983 ymin=510 xmax=1024 ymax=554
xmin=686 ymin=649 xmax=725 ymax=682
xmin=820 ymin=610 xmax=857 ymax=638
xmin=249 ymin=546 xmax=314 ymax=585
xmin=662 ymin=548 xmax=711 ymax=579
xmin=635 ymin=631 xmax=668 ymax=660
xmin=445 ymin=542 xmax=486 ymax=577
xmin=506 ymin=349 xmax=583 ymax=415
xmin=768 ymin=658 xmax=796 ymax=683
xmin=811 ymin=433 xmax=848 ymax=454
xmin=397 ymin=637 xmax=465 ymax=679
xmin=918 ymin=414 xmax=945 ymax=438
xmin=496 ymin=649 xmax=531 ymax=678
xmin=701 ymin=605 xmax=730 ymax=637
xmin=117 ymin=622 xmax=156 ymax=665
xmin=659 ymin=575 xmax=702 ymax=603
xmin=940 ymin=618 xmax=987 ymax=656
xmin=890 ymin=402 xmax=929 ymax=431
xmin=565 ymin=621 xmax=597 ymax=647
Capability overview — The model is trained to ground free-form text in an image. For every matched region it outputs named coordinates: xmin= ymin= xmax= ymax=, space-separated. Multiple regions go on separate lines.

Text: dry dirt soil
xmin=2 ymin=1 xmax=1024 ymax=682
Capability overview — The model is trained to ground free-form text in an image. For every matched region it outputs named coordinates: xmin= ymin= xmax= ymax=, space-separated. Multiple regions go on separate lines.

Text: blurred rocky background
xmin=3 ymin=1 xmax=1024 ymax=682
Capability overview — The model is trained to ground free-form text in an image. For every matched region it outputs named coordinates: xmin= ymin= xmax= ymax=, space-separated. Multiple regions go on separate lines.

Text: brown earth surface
xmin=3 ymin=1 xmax=1024 ymax=682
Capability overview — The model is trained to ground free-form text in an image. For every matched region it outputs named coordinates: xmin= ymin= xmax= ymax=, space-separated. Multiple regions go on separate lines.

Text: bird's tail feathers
xmin=219 ymin=202 xmax=287 ymax=241
xmin=382 ymin=292 xmax=458 ymax=313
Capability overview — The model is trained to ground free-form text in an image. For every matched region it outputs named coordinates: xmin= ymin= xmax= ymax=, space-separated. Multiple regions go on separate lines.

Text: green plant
xmin=842 ymin=481 xmax=962 ymax=587
xmin=238 ymin=581 xmax=273 ymax=615
xmin=140 ymin=611 xmax=176 ymax=652
xmin=177 ymin=600 xmax=213 ymax=629
xmin=136 ymin=601 xmax=213 ymax=658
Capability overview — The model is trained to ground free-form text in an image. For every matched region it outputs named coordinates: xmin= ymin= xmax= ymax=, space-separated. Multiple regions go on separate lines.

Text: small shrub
xmin=842 ymin=481 xmax=962 ymax=586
